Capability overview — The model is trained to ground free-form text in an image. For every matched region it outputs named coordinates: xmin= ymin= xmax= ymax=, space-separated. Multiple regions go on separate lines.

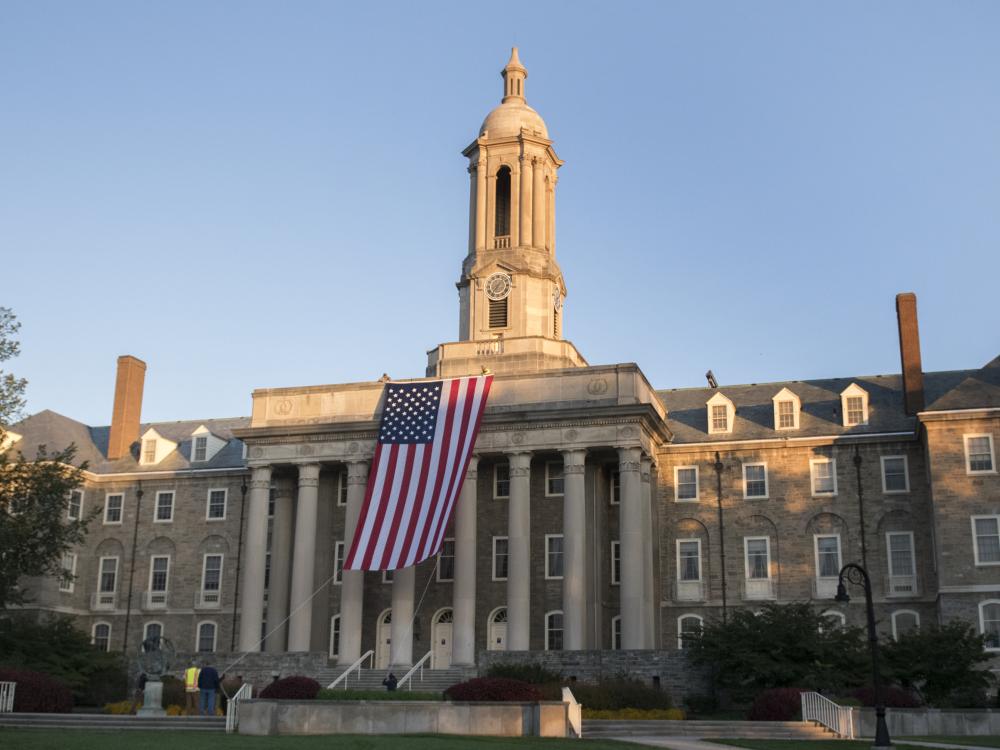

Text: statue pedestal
xmin=137 ymin=679 xmax=165 ymax=717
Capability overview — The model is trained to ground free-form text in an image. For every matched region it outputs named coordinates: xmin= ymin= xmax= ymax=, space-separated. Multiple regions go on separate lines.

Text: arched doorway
xmin=375 ymin=609 xmax=392 ymax=669
xmin=487 ymin=606 xmax=507 ymax=651
xmin=431 ymin=608 xmax=453 ymax=669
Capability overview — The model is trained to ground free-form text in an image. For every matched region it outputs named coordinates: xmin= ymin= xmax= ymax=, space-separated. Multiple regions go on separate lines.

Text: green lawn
xmin=903 ymin=738 xmax=1000 ymax=748
xmin=0 ymin=730 xmax=636 ymax=750
xmin=710 ymin=741 xmax=939 ymax=750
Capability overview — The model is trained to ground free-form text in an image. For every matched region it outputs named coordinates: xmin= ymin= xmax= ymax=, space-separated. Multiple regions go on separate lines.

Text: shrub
xmin=315 ymin=688 xmax=443 ymax=701
xmin=444 ymin=677 xmax=541 ymax=702
xmin=165 ymin=704 xmax=184 ymax=716
xmin=486 ymin=663 xmax=562 ymax=684
xmin=259 ymin=675 xmax=320 ymax=700
xmin=0 ymin=667 xmax=73 ymax=713
xmin=684 ymin=693 xmax=719 ymax=715
xmin=747 ymin=687 xmax=806 ymax=721
xmin=583 ymin=708 xmax=685 ymax=720
xmin=570 ymin=678 xmax=671 ymax=711
xmin=851 ymin=686 xmax=921 ymax=708
xmin=160 ymin=675 xmax=185 ymax=709
xmin=103 ymin=700 xmax=136 ymax=715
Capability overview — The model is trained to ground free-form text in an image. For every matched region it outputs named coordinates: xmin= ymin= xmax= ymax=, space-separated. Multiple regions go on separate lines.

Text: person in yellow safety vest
xmin=184 ymin=662 xmax=200 ymax=715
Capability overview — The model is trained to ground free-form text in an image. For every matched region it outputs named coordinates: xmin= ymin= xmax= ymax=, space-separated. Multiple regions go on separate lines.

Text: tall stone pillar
xmin=238 ymin=464 xmax=272 ymax=652
xmin=452 ymin=456 xmax=479 ymax=666
xmin=265 ymin=477 xmax=294 ymax=652
xmin=468 ymin=164 xmax=477 ymax=254
xmin=510 ymin=164 xmax=520 ymax=246
xmin=338 ymin=461 xmax=369 ymax=665
xmin=507 ymin=452 xmax=532 ymax=650
xmin=475 ymin=159 xmax=487 ymax=252
xmin=548 ymin=175 xmax=556 ymax=254
xmin=532 ymin=159 xmax=544 ymax=248
xmin=287 ymin=463 xmax=321 ymax=651
xmin=390 ymin=566 xmax=415 ymax=668
xmin=486 ymin=170 xmax=497 ymax=249
xmin=641 ymin=457 xmax=655 ymax=647
xmin=562 ymin=449 xmax=587 ymax=650
xmin=618 ymin=447 xmax=644 ymax=649
xmin=519 ymin=156 xmax=533 ymax=247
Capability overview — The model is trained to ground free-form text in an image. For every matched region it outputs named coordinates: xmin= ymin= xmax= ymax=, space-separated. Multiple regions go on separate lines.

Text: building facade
xmin=6 ymin=49 xmax=1000 ymax=680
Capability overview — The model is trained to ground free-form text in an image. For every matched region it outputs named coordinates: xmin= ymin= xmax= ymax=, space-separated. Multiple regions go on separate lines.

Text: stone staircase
xmin=315 ymin=666 xmax=473 ymax=694
xmin=583 ymin=719 xmax=838 ymax=740
xmin=0 ymin=712 xmax=225 ymax=732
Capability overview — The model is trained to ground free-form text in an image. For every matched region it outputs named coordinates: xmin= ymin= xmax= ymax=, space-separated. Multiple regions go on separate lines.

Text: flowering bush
xmin=0 ymin=667 xmax=73 ymax=713
xmin=444 ymin=677 xmax=541 ymax=702
xmin=259 ymin=675 xmax=320 ymax=700
xmin=747 ymin=687 xmax=806 ymax=721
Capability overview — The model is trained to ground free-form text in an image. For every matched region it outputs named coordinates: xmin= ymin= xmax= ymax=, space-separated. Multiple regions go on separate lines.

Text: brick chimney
xmin=895 ymin=293 xmax=925 ymax=415
xmin=107 ymin=355 xmax=146 ymax=460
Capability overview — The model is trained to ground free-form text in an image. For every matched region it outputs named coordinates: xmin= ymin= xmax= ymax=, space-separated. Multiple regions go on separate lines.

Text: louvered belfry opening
xmin=489 ymin=297 xmax=508 ymax=328
xmin=494 ymin=166 xmax=511 ymax=239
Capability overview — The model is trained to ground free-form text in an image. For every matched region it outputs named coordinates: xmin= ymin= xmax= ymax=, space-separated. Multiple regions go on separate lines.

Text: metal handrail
xmin=225 ymin=682 xmax=252 ymax=734
xmin=800 ymin=691 xmax=854 ymax=739
xmin=398 ymin=651 xmax=432 ymax=691
xmin=327 ymin=650 xmax=375 ymax=690
xmin=0 ymin=682 xmax=15 ymax=713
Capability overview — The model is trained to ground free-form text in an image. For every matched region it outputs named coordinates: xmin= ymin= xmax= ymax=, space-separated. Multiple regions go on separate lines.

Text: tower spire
xmin=501 ymin=46 xmax=527 ymax=103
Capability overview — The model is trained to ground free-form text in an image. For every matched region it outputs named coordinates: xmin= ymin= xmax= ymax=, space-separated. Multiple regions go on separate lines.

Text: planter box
xmin=239 ymin=699 xmax=569 ymax=738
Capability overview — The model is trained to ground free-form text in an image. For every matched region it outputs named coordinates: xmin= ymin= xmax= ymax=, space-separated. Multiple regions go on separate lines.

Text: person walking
xmin=198 ymin=660 xmax=221 ymax=716
xmin=183 ymin=662 xmax=200 ymax=715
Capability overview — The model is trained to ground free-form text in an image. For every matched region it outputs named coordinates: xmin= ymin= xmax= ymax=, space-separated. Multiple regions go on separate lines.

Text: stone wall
xmin=853 ymin=707 xmax=1000 ymax=737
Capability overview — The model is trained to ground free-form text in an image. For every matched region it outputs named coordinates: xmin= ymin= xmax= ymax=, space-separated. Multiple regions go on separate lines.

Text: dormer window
xmin=193 ymin=436 xmax=208 ymax=462
xmin=139 ymin=428 xmax=177 ymax=466
xmin=772 ymin=388 xmax=801 ymax=430
xmin=143 ymin=440 xmax=157 ymax=464
xmin=840 ymin=383 xmax=869 ymax=427
xmin=706 ymin=392 xmax=735 ymax=435
xmin=190 ymin=425 xmax=225 ymax=463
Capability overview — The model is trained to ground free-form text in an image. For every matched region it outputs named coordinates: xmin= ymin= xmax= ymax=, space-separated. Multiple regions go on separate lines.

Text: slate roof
xmin=924 ymin=355 xmax=1000 ymax=412
xmin=7 ymin=411 xmax=249 ymax=473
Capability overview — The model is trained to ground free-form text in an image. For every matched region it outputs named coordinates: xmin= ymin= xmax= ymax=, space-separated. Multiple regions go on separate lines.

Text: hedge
xmin=444 ymin=677 xmax=541 ymax=702
xmin=259 ymin=675 xmax=320 ymax=700
xmin=747 ymin=687 xmax=806 ymax=721
xmin=0 ymin=667 xmax=73 ymax=713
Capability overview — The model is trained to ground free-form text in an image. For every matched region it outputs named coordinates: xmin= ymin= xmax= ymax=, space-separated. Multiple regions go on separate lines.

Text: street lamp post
xmin=836 ymin=563 xmax=892 ymax=750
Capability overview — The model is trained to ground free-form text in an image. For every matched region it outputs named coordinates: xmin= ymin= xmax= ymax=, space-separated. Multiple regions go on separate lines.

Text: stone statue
xmin=136 ymin=636 xmax=174 ymax=717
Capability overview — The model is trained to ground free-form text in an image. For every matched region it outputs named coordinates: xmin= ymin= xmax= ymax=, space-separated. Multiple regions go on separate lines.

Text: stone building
xmin=6 ymin=49 xmax=1000 ymax=684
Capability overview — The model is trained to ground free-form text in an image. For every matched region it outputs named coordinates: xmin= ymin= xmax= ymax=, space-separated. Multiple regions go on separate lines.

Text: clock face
xmin=485 ymin=272 xmax=512 ymax=301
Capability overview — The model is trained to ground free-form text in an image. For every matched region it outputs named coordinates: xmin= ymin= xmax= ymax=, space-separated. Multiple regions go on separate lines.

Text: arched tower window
xmin=494 ymin=166 xmax=511 ymax=244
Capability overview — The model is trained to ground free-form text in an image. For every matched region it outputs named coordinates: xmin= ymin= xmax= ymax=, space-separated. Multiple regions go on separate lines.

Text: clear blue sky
xmin=2 ymin=1 xmax=998 ymax=426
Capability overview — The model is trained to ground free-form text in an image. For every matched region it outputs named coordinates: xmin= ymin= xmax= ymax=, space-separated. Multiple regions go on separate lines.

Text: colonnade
xmin=470 ymin=157 xmax=555 ymax=254
xmin=237 ymin=446 xmax=656 ymax=664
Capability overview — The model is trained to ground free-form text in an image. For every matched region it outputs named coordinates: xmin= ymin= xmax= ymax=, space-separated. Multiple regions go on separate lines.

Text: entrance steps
xmin=0 ymin=712 xmax=225 ymax=732
xmin=582 ymin=719 xmax=837 ymax=740
xmin=315 ymin=666 xmax=473 ymax=694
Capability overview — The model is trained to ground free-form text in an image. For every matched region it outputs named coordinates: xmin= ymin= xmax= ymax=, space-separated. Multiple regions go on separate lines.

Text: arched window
xmin=92 ymin=622 xmax=111 ymax=652
xmin=611 ymin=615 xmax=622 ymax=650
xmin=545 ymin=611 xmax=563 ymax=651
xmin=494 ymin=166 xmax=511 ymax=242
xmin=979 ymin=600 xmax=1000 ymax=650
xmin=197 ymin=621 xmax=217 ymax=653
xmin=677 ymin=614 xmax=703 ymax=650
xmin=329 ymin=614 xmax=341 ymax=658
xmin=891 ymin=610 xmax=920 ymax=641
xmin=143 ymin=622 xmax=163 ymax=643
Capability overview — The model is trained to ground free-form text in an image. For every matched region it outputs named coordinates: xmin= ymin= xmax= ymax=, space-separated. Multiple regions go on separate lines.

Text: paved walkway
xmin=895 ymin=741 xmax=1000 ymax=750
xmin=601 ymin=739 xmax=748 ymax=750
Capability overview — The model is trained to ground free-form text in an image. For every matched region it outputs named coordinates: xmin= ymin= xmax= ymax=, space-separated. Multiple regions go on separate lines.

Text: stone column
xmin=338 ymin=461 xmax=369 ymax=665
xmin=507 ymin=452 xmax=532 ymax=650
xmin=468 ymin=164 xmax=477 ymax=254
xmin=641 ymin=457 xmax=655 ymax=647
xmin=390 ymin=565 xmax=415 ymax=668
xmin=619 ymin=447 xmax=644 ymax=649
xmin=265 ymin=477 xmax=294 ymax=652
xmin=238 ymin=464 xmax=272 ymax=652
xmin=532 ymin=159 xmax=544 ymax=248
xmin=486 ymin=169 xmax=497 ymax=249
xmin=548 ymin=175 xmax=557 ymax=255
xmin=452 ymin=456 xmax=479 ymax=666
xmin=475 ymin=159 xmax=486 ymax=252
xmin=510 ymin=163 xmax=520 ymax=247
xmin=519 ymin=156 xmax=533 ymax=247
xmin=287 ymin=463 xmax=321 ymax=651
xmin=562 ymin=449 xmax=587 ymax=650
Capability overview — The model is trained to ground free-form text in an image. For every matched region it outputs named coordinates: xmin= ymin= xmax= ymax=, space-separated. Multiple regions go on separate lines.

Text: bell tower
xmin=427 ymin=48 xmax=587 ymax=377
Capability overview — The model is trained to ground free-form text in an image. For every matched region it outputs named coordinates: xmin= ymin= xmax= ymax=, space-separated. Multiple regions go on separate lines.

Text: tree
xmin=0 ymin=307 xmax=90 ymax=609
xmin=883 ymin=621 xmax=995 ymax=706
xmin=686 ymin=603 xmax=869 ymax=703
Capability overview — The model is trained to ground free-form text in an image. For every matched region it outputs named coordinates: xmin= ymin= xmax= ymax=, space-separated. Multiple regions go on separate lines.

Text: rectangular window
xmin=143 ymin=439 xmax=157 ymax=464
xmin=777 ymin=400 xmax=795 ymax=429
xmin=264 ymin=552 xmax=271 ymax=590
xmin=545 ymin=461 xmax=564 ymax=496
xmin=268 ymin=489 xmax=275 ymax=518
xmin=104 ymin=494 xmax=123 ymax=524
xmin=815 ymin=535 xmax=842 ymax=578
xmin=973 ymin=516 xmax=1000 ymax=565
xmin=546 ymin=535 xmax=564 ymax=579
xmin=744 ymin=537 xmax=770 ymax=579
xmin=207 ymin=489 xmax=227 ymax=520
xmin=59 ymin=553 xmax=76 ymax=593
xmin=382 ymin=569 xmax=394 ymax=584
xmin=99 ymin=557 xmax=119 ymax=593
xmin=675 ymin=466 xmax=698 ymax=502
xmin=881 ymin=456 xmax=909 ymax=493
xmin=711 ymin=404 xmax=728 ymax=432
xmin=743 ymin=463 xmax=768 ymax=499
xmin=149 ymin=556 xmax=170 ymax=592
xmin=494 ymin=462 xmax=510 ymax=499
xmin=966 ymin=435 xmax=996 ymax=474
xmin=67 ymin=490 xmax=83 ymax=520
xmin=810 ymin=459 xmax=837 ymax=496
xmin=337 ymin=472 xmax=348 ymax=506
xmin=493 ymin=537 xmax=509 ymax=580
xmin=846 ymin=396 xmax=866 ymax=425
xmin=334 ymin=541 xmax=345 ymax=584
xmin=887 ymin=532 xmax=915 ymax=577
xmin=611 ymin=540 xmax=621 ymax=585
xmin=677 ymin=540 xmax=701 ymax=582
xmin=437 ymin=539 xmax=455 ymax=582
xmin=201 ymin=554 xmax=223 ymax=592
xmin=154 ymin=491 xmax=174 ymax=522
xmin=193 ymin=436 xmax=208 ymax=462
xmin=609 ymin=470 xmax=621 ymax=505
xmin=198 ymin=622 xmax=216 ymax=653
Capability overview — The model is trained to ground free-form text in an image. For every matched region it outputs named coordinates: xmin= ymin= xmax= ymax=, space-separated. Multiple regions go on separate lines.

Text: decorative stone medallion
xmin=587 ymin=378 xmax=609 ymax=396
xmin=274 ymin=398 xmax=293 ymax=415
xmin=510 ymin=432 xmax=525 ymax=445
xmin=250 ymin=447 xmax=264 ymax=459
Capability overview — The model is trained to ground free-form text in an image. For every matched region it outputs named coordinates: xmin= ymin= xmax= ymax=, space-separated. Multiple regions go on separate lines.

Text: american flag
xmin=343 ymin=374 xmax=493 ymax=571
